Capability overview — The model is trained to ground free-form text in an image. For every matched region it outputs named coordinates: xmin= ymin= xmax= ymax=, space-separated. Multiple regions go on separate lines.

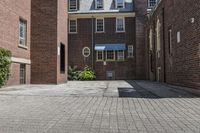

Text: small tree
xmin=0 ymin=48 xmax=11 ymax=87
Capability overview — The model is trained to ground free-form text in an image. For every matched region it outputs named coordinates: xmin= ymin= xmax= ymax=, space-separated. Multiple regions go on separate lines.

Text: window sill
xmin=116 ymin=31 xmax=125 ymax=33
xmin=96 ymin=60 xmax=104 ymax=62
xmin=69 ymin=32 xmax=78 ymax=34
xmin=95 ymin=31 xmax=105 ymax=34
xmin=18 ymin=45 xmax=28 ymax=50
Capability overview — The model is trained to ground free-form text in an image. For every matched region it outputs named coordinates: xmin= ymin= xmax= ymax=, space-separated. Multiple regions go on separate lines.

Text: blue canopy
xmin=95 ymin=44 xmax=126 ymax=51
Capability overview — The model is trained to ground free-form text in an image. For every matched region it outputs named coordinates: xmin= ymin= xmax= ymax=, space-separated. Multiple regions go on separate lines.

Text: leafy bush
xmin=68 ymin=65 xmax=81 ymax=80
xmin=0 ymin=48 xmax=11 ymax=87
xmin=79 ymin=66 xmax=96 ymax=81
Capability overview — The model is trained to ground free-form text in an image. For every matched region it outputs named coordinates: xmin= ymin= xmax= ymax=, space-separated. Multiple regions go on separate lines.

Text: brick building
xmin=0 ymin=0 xmax=68 ymax=86
xmin=0 ymin=0 xmax=31 ymax=85
xmin=146 ymin=0 xmax=200 ymax=89
xmin=31 ymin=0 xmax=68 ymax=84
xmin=68 ymin=0 xmax=147 ymax=80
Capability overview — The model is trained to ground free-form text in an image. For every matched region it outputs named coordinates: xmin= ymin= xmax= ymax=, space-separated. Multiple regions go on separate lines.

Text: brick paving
xmin=0 ymin=81 xmax=199 ymax=133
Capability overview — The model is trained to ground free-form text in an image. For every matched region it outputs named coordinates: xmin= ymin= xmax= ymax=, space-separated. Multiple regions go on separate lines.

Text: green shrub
xmin=68 ymin=65 xmax=81 ymax=80
xmin=0 ymin=48 xmax=11 ymax=87
xmin=79 ymin=66 xmax=96 ymax=81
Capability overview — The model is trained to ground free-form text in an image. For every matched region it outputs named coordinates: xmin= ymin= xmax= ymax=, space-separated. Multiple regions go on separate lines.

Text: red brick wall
xmin=57 ymin=0 xmax=68 ymax=83
xmin=147 ymin=0 xmax=200 ymax=89
xmin=31 ymin=0 xmax=68 ymax=84
xmin=0 ymin=0 xmax=31 ymax=86
xmin=69 ymin=17 xmax=136 ymax=80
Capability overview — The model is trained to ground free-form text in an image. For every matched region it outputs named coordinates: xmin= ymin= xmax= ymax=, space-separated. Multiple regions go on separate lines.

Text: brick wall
xmin=0 ymin=0 xmax=31 ymax=85
xmin=147 ymin=0 xmax=200 ymax=89
xmin=31 ymin=0 xmax=68 ymax=84
xmin=69 ymin=17 xmax=136 ymax=80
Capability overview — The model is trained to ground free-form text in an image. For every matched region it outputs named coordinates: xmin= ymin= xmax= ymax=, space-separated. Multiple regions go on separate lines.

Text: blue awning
xmin=95 ymin=44 xmax=126 ymax=51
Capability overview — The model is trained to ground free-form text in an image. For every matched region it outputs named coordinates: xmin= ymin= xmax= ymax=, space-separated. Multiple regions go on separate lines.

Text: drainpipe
xmin=162 ymin=8 xmax=166 ymax=82
xmin=91 ymin=16 xmax=94 ymax=70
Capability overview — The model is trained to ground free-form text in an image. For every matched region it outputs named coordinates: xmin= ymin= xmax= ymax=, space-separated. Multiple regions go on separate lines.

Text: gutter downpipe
xmin=91 ymin=16 xmax=94 ymax=70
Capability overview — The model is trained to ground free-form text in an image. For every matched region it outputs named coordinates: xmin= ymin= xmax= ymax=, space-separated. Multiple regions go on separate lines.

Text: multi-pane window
xmin=19 ymin=19 xmax=27 ymax=46
xmin=106 ymin=51 xmax=115 ymax=61
xmin=69 ymin=19 xmax=77 ymax=33
xmin=69 ymin=0 xmax=77 ymax=10
xmin=20 ymin=64 xmax=26 ymax=84
xmin=96 ymin=18 xmax=104 ymax=32
xmin=96 ymin=0 xmax=104 ymax=9
xmin=116 ymin=18 xmax=125 ymax=32
xmin=128 ymin=45 xmax=133 ymax=58
xmin=117 ymin=50 xmax=124 ymax=61
xmin=116 ymin=0 xmax=124 ymax=8
xmin=96 ymin=51 xmax=104 ymax=61
xmin=148 ymin=0 xmax=157 ymax=8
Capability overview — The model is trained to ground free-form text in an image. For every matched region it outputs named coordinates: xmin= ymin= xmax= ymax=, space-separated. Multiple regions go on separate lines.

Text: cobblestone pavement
xmin=0 ymin=81 xmax=199 ymax=133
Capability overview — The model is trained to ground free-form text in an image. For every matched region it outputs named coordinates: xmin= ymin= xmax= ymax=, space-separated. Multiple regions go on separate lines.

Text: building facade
xmin=68 ymin=0 xmax=147 ymax=80
xmin=0 ymin=0 xmax=31 ymax=85
xmin=31 ymin=0 xmax=68 ymax=84
xmin=0 ymin=0 xmax=68 ymax=86
xmin=146 ymin=0 xmax=200 ymax=89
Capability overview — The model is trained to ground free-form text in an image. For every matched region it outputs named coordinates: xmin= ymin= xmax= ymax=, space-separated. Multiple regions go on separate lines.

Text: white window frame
xmin=19 ymin=18 xmax=27 ymax=47
xmin=82 ymin=47 xmax=90 ymax=57
xmin=117 ymin=50 xmax=124 ymax=61
xmin=106 ymin=50 xmax=115 ymax=61
xmin=128 ymin=45 xmax=134 ymax=58
xmin=69 ymin=0 xmax=77 ymax=11
xmin=116 ymin=17 xmax=125 ymax=32
xmin=95 ymin=0 xmax=104 ymax=9
xmin=96 ymin=51 xmax=104 ymax=61
xmin=115 ymin=0 xmax=125 ymax=9
xmin=96 ymin=18 xmax=104 ymax=33
xmin=69 ymin=19 xmax=77 ymax=33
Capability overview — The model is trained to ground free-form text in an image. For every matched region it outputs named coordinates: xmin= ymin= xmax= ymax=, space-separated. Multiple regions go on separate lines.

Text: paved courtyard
xmin=0 ymin=81 xmax=199 ymax=133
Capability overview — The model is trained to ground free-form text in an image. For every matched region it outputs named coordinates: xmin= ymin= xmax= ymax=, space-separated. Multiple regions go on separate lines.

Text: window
xmin=96 ymin=51 xmax=104 ymax=61
xmin=69 ymin=0 xmax=77 ymax=10
xmin=60 ymin=44 xmax=65 ymax=73
xmin=116 ymin=18 xmax=125 ymax=32
xmin=156 ymin=19 xmax=161 ymax=58
xmin=117 ymin=50 xmax=124 ymax=61
xmin=168 ymin=29 xmax=172 ymax=54
xmin=20 ymin=64 xmax=26 ymax=84
xmin=116 ymin=0 xmax=124 ymax=8
xmin=82 ymin=47 xmax=90 ymax=57
xmin=128 ymin=45 xmax=133 ymax=58
xmin=69 ymin=19 xmax=77 ymax=33
xmin=19 ymin=18 xmax=27 ymax=46
xmin=149 ymin=28 xmax=153 ymax=50
xmin=106 ymin=51 xmax=115 ymax=61
xmin=96 ymin=0 xmax=104 ymax=9
xmin=96 ymin=18 xmax=104 ymax=32
xmin=177 ymin=31 xmax=181 ymax=43
xmin=148 ymin=0 xmax=157 ymax=8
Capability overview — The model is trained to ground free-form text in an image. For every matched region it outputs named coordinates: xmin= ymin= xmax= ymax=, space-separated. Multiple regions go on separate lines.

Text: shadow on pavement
xmin=118 ymin=80 xmax=199 ymax=98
